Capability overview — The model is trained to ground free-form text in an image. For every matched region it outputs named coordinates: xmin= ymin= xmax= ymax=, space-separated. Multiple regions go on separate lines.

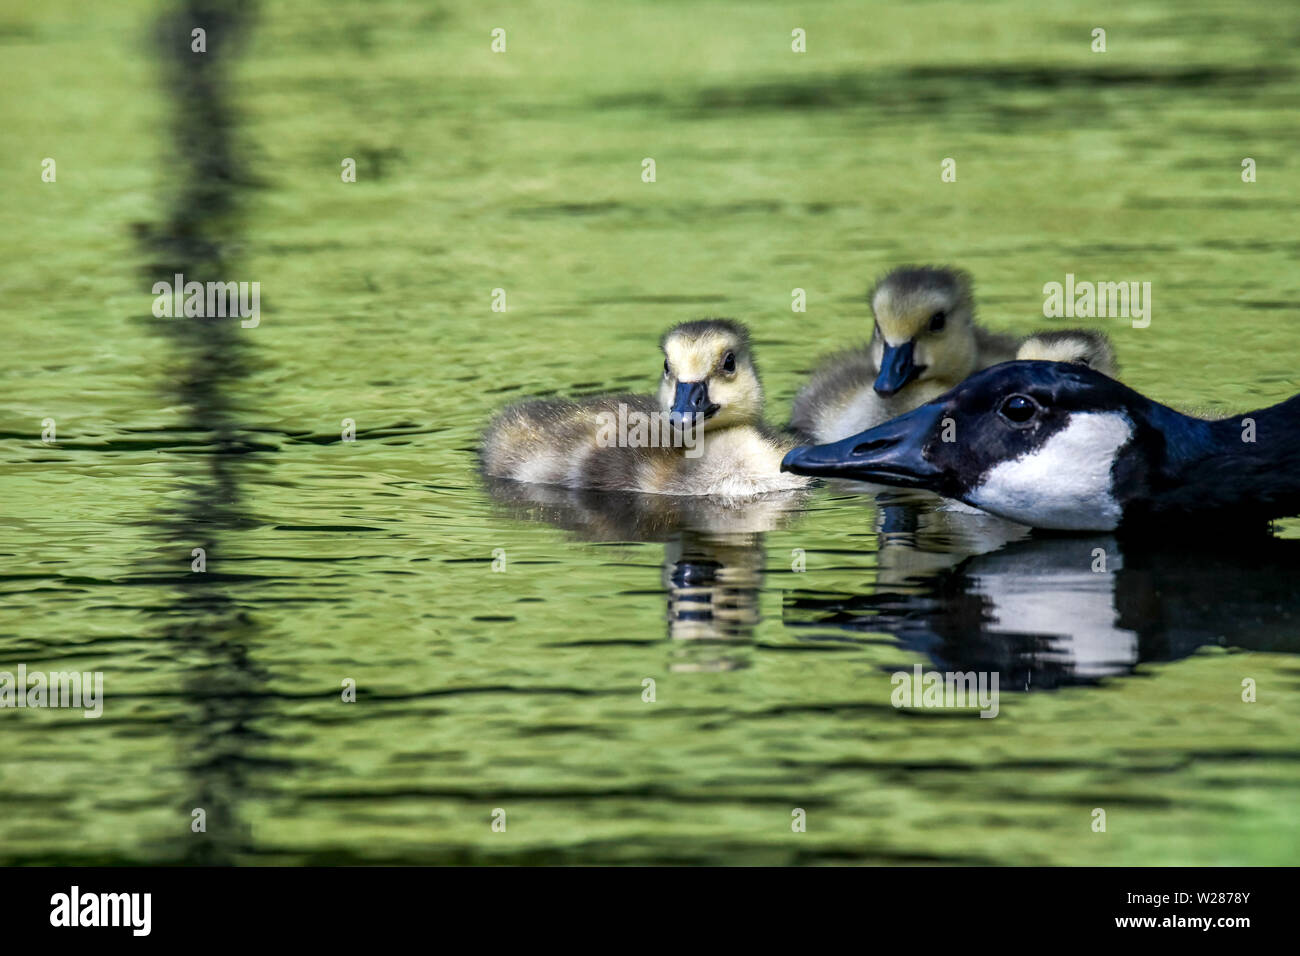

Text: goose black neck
xmin=1122 ymin=392 xmax=1300 ymax=530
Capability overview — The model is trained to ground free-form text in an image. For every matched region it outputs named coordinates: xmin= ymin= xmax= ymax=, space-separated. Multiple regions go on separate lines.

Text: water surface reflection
xmin=137 ymin=0 xmax=264 ymax=863
xmin=484 ymin=478 xmax=808 ymax=670
xmin=788 ymin=500 xmax=1300 ymax=689
xmin=487 ymin=478 xmax=1300 ymax=689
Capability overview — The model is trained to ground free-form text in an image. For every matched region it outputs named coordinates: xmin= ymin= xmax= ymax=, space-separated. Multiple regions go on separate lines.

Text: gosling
xmin=1015 ymin=328 xmax=1118 ymax=376
xmin=481 ymin=319 xmax=809 ymax=497
xmin=790 ymin=266 xmax=1021 ymax=443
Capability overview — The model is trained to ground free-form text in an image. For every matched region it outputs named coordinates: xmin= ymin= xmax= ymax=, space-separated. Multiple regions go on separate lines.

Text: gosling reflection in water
xmin=661 ymin=533 xmax=764 ymax=670
xmin=788 ymin=497 xmax=1300 ymax=690
xmin=482 ymin=478 xmax=808 ymax=670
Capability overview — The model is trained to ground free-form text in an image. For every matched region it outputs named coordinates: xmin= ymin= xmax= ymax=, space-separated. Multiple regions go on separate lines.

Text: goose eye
xmin=722 ymin=352 xmax=736 ymax=374
xmin=998 ymin=394 xmax=1037 ymax=424
xmin=664 ymin=359 xmax=670 ymax=376
xmin=928 ymin=311 xmax=947 ymax=333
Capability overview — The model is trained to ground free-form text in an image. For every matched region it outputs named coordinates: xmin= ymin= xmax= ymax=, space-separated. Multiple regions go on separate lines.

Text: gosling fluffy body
xmin=481 ymin=319 xmax=809 ymax=497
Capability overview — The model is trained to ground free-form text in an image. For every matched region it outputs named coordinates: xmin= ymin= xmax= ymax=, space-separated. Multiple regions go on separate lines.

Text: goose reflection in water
xmin=787 ymin=494 xmax=1300 ymax=690
xmin=482 ymin=477 xmax=807 ymax=670
xmin=483 ymin=477 xmax=1300 ymax=687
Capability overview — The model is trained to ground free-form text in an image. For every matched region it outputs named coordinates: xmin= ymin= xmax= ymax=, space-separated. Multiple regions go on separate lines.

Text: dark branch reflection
xmin=138 ymin=0 xmax=265 ymax=864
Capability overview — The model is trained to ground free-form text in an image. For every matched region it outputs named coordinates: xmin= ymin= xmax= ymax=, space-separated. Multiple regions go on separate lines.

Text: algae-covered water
xmin=1 ymin=0 xmax=1298 ymax=864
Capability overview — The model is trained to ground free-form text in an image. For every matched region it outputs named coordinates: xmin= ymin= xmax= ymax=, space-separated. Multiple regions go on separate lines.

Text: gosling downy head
xmin=1016 ymin=329 xmax=1118 ymax=377
xmin=781 ymin=360 xmax=1300 ymax=532
xmin=869 ymin=266 xmax=979 ymax=397
xmin=658 ymin=319 xmax=763 ymax=431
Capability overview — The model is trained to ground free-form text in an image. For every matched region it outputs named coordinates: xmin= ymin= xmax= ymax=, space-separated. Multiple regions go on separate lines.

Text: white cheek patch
xmin=966 ymin=412 xmax=1132 ymax=531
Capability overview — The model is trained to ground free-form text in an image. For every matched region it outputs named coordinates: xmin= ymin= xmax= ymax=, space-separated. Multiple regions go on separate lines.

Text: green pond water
xmin=2 ymin=0 xmax=1299 ymax=864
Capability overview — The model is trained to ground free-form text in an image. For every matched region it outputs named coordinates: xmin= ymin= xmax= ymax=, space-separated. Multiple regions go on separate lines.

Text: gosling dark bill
xmin=872 ymin=339 xmax=925 ymax=397
xmin=668 ymin=380 xmax=719 ymax=428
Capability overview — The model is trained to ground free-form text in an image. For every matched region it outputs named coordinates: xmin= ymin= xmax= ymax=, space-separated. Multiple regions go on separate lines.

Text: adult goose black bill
xmin=780 ymin=361 xmax=1300 ymax=532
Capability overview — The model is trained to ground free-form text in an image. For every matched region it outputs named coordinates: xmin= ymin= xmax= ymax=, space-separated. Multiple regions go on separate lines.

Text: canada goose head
xmin=869 ymin=266 xmax=978 ymax=397
xmin=658 ymin=319 xmax=763 ymax=431
xmin=1017 ymin=329 xmax=1118 ymax=377
xmin=781 ymin=361 xmax=1221 ymax=531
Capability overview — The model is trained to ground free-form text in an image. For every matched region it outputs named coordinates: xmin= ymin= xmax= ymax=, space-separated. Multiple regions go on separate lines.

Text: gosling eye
xmin=928 ymin=311 xmax=947 ymax=333
xmin=998 ymin=394 xmax=1038 ymax=425
xmin=663 ymin=359 xmax=671 ymax=376
xmin=721 ymin=352 xmax=736 ymax=374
